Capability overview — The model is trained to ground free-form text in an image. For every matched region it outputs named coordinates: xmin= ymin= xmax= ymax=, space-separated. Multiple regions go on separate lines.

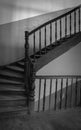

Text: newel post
xmin=25 ymin=31 xmax=35 ymax=114
xmin=79 ymin=79 xmax=81 ymax=107
xmin=25 ymin=31 xmax=29 ymax=107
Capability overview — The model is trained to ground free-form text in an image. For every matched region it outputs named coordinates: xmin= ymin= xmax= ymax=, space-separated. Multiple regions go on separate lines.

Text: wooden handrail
xmin=29 ymin=5 xmax=81 ymax=35
xmin=35 ymin=75 xmax=81 ymax=79
xmin=25 ymin=5 xmax=81 ymax=113
xmin=25 ymin=4 xmax=81 ymax=63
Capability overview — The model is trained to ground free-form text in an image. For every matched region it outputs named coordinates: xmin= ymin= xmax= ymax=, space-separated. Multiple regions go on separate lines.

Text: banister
xmin=35 ymin=75 xmax=81 ymax=79
xmin=24 ymin=4 xmax=81 ymax=113
xmin=35 ymin=75 xmax=81 ymax=112
xmin=29 ymin=5 xmax=81 ymax=35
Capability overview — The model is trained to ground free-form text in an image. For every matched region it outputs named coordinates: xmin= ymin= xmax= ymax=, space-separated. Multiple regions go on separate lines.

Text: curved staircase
xmin=0 ymin=4 xmax=81 ymax=116
xmin=0 ymin=60 xmax=27 ymax=116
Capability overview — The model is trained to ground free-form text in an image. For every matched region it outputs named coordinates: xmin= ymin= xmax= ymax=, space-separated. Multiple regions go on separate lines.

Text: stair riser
xmin=0 ymin=87 xmax=25 ymax=91
xmin=0 ymin=100 xmax=27 ymax=107
xmin=0 ymin=109 xmax=27 ymax=118
xmin=0 ymin=71 xmax=24 ymax=78
xmin=0 ymin=91 xmax=26 ymax=95
xmin=0 ymin=82 xmax=24 ymax=86
xmin=0 ymin=75 xmax=24 ymax=82
xmin=4 ymin=67 xmax=24 ymax=74
xmin=13 ymin=62 xmax=24 ymax=68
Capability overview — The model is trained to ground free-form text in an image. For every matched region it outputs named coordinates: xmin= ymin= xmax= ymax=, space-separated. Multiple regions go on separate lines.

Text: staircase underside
xmin=34 ymin=32 xmax=81 ymax=71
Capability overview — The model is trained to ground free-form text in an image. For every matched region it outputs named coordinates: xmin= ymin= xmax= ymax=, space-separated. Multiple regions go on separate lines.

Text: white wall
xmin=0 ymin=0 xmax=81 ymax=25
xmin=37 ymin=42 xmax=81 ymax=76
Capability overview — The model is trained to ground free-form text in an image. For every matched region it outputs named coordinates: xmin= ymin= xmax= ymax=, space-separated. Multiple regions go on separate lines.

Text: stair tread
xmin=0 ymin=86 xmax=25 ymax=91
xmin=6 ymin=65 xmax=24 ymax=72
xmin=0 ymin=95 xmax=27 ymax=100
xmin=0 ymin=78 xmax=24 ymax=84
xmin=0 ymin=70 xmax=24 ymax=78
xmin=0 ymin=80 xmax=24 ymax=85
xmin=0 ymin=73 xmax=24 ymax=80
xmin=15 ymin=62 xmax=24 ymax=67
xmin=17 ymin=61 xmax=24 ymax=65
xmin=0 ymin=106 xmax=27 ymax=113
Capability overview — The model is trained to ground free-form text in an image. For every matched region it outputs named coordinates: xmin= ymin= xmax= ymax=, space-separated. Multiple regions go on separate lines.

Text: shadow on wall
xmin=34 ymin=80 xmax=81 ymax=111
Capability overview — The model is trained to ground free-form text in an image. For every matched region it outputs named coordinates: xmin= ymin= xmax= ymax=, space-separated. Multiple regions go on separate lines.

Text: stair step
xmin=18 ymin=61 xmax=24 ymax=65
xmin=0 ymin=106 xmax=28 ymax=118
xmin=0 ymin=101 xmax=27 ymax=109
xmin=18 ymin=59 xmax=24 ymax=64
xmin=5 ymin=66 xmax=24 ymax=74
xmin=0 ymin=95 xmax=27 ymax=100
xmin=0 ymin=106 xmax=27 ymax=113
xmin=0 ymin=78 xmax=24 ymax=84
xmin=0 ymin=88 xmax=25 ymax=93
xmin=12 ymin=62 xmax=24 ymax=68
xmin=0 ymin=98 xmax=27 ymax=108
xmin=0 ymin=84 xmax=25 ymax=92
xmin=0 ymin=90 xmax=26 ymax=96
xmin=0 ymin=70 xmax=24 ymax=78
xmin=0 ymin=81 xmax=24 ymax=85
xmin=0 ymin=73 xmax=24 ymax=82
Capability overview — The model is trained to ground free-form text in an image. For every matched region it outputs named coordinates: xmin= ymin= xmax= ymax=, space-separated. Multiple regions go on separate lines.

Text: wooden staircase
xmin=0 ymin=60 xmax=27 ymax=116
xmin=0 ymin=4 xmax=81 ymax=116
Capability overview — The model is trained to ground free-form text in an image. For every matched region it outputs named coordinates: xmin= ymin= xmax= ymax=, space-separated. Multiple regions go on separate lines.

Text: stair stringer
xmin=35 ymin=33 xmax=81 ymax=72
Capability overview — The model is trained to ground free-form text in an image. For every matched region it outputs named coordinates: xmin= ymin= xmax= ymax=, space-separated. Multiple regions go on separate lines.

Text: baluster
xmin=65 ymin=15 xmax=67 ymax=37
xmin=45 ymin=26 xmax=47 ymax=53
xmin=50 ymin=22 xmax=52 ymax=45
xmin=65 ymin=78 xmax=68 ymax=109
xmin=55 ymin=21 xmax=57 ymax=42
xmin=43 ymin=79 xmax=46 ymax=111
xmin=33 ymin=32 xmax=35 ymax=61
xmin=39 ymin=29 xmax=41 ymax=55
xmin=74 ymin=10 xmax=76 ymax=34
xmin=75 ymin=78 xmax=78 ymax=107
xmin=60 ymin=18 xmax=62 ymax=40
xmin=70 ymin=13 xmax=72 ymax=36
xmin=70 ymin=78 xmax=73 ymax=107
xmin=79 ymin=8 xmax=80 ymax=32
xmin=38 ymin=78 xmax=41 ymax=112
xmin=59 ymin=78 xmax=63 ymax=109
xmin=49 ymin=79 xmax=52 ymax=110
xmin=54 ymin=78 xmax=58 ymax=110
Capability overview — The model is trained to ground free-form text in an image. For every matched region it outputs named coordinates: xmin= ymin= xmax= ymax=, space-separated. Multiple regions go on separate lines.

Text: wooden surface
xmin=35 ymin=32 xmax=81 ymax=72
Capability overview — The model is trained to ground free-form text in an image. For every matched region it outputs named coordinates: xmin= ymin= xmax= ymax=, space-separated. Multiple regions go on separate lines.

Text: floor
xmin=0 ymin=107 xmax=81 ymax=130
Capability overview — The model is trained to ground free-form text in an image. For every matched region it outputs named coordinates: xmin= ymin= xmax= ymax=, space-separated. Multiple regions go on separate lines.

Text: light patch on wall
xmin=0 ymin=0 xmax=81 ymax=24
xmin=12 ymin=7 xmax=46 ymax=22
xmin=37 ymin=42 xmax=81 ymax=75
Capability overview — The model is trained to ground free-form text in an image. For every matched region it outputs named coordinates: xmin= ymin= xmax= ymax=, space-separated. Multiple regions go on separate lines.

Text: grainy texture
xmin=0 ymin=108 xmax=81 ymax=130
